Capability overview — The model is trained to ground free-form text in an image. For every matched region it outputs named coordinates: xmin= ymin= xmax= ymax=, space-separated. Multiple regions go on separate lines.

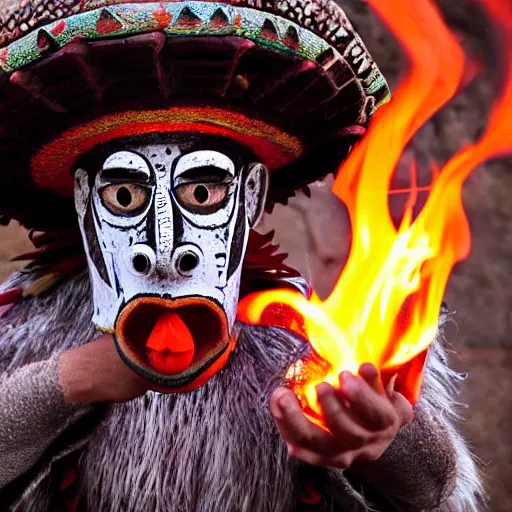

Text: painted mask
xmin=73 ymin=133 xmax=268 ymax=391
xmin=0 ymin=1 xmax=390 ymax=393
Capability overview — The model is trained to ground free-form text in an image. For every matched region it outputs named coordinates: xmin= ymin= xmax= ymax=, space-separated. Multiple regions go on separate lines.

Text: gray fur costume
xmin=0 ymin=267 xmax=484 ymax=511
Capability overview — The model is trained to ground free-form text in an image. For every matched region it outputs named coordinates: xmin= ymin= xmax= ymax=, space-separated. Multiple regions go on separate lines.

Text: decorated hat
xmin=0 ymin=0 xmax=389 ymax=230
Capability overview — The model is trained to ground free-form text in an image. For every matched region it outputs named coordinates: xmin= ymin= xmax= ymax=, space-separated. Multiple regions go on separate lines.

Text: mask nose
xmin=129 ymin=244 xmax=156 ymax=276
xmin=172 ymin=244 xmax=202 ymax=277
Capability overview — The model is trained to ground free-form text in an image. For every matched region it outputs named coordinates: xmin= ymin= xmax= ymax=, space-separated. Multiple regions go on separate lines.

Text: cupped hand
xmin=59 ymin=334 xmax=151 ymax=405
xmin=270 ymin=363 xmax=413 ymax=470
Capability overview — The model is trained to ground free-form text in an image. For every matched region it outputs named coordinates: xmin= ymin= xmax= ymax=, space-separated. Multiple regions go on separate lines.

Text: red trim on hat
xmin=31 ymin=107 xmax=303 ymax=198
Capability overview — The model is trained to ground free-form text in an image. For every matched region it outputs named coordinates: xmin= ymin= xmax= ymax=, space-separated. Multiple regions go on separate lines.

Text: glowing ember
xmin=238 ymin=0 xmax=512 ymax=426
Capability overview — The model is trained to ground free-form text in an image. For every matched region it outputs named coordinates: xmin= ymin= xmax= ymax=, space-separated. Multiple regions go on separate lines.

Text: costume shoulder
xmin=417 ymin=316 xmax=485 ymax=511
xmin=0 ymin=268 xmax=95 ymax=372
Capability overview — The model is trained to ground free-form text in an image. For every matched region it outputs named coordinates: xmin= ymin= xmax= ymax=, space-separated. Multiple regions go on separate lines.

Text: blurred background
xmin=0 ymin=0 xmax=510 ymax=510
xmin=263 ymin=1 xmax=512 ymax=509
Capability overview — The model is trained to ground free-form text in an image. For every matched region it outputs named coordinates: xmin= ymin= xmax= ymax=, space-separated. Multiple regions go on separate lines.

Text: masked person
xmin=0 ymin=1 xmax=483 ymax=511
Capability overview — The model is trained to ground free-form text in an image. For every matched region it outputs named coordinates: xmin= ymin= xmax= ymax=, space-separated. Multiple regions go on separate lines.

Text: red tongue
xmin=145 ymin=311 xmax=195 ymax=375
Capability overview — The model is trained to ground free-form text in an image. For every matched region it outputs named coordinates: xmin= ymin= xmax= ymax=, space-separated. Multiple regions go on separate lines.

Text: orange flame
xmin=238 ymin=0 xmax=512 ymax=424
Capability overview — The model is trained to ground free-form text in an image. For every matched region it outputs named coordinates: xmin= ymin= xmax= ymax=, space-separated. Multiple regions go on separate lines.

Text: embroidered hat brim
xmin=0 ymin=0 xmax=389 ymax=230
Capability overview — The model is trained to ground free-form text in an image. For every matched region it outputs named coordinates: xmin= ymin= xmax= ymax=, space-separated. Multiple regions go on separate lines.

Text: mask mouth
xmin=115 ymin=296 xmax=232 ymax=391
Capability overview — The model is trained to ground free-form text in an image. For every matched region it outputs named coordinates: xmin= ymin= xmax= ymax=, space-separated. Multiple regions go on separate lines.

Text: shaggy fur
xmin=419 ymin=327 xmax=486 ymax=512
xmin=78 ymin=327 xmax=305 ymax=512
xmin=0 ymin=268 xmax=484 ymax=511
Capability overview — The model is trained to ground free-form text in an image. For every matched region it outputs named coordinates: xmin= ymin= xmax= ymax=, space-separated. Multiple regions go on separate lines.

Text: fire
xmin=238 ymin=0 xmax=512 ymax=425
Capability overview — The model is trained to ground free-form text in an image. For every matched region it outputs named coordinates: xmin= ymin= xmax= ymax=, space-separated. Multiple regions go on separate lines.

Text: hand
xmin=59 ymin=335 xmax=150 ymax=405
xmin=270 ymin=363 xmax=413 ymax=470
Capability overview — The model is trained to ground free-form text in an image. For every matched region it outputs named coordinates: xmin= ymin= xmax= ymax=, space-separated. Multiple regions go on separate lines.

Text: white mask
xmin=74 ymin=134 xmax=268 ymax=391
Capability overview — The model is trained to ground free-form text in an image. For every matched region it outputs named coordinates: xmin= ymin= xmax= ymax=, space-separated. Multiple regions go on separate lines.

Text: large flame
xmin=238 ymin=0 xmax=512 ymax=424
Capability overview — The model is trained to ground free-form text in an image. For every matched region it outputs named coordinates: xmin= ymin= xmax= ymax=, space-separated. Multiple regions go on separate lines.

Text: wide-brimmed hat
xmin=0 ymin=0 xmax=389 ymax=230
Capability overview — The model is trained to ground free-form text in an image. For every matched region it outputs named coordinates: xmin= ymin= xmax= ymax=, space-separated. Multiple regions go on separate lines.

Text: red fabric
xmin=299 ymin=482 xmax=323 ymax=505
xmin=0 ymin=288 xmax=22 ymax=306
xmin=59 ymin=465 xmax=76 ymax=491
xmin=56 ymin=456 xmax=80 ymax=512
xmin=31 ymin=108 xmax=302 ymax=198
xmin=0 ymin=288 xmax=22 ymax=318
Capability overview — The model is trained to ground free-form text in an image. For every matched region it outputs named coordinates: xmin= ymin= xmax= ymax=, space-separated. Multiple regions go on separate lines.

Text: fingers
xmin=352 ymin=366 xmax=413 ymax=428
xmin=285 ymin=445 xmax=357 ymax=469
xmin=270 ymin=388 xmax=338 ymax=455
xmin=316 ymin=383 xmax=370 ymax=449
xmin=358 ymin=363 xmax=386 ymax=396
xmin=386 ymin=374 xmax=398 ymax=398
xmin=389 ymin=390 xmax=414 ymax=427
xmin=339 ymin=372 xmax=397 ymax=431
xmin=271 ymin=364 xmax=415 ymax=471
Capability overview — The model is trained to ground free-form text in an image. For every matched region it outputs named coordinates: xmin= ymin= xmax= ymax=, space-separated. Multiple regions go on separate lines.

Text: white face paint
xmin=74 ymin=135 xmax=268 ymax=390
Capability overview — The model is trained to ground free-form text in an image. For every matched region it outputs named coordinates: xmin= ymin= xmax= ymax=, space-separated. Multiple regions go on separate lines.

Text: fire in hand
xmin=238 ymin=0 xmax=512 ymax=429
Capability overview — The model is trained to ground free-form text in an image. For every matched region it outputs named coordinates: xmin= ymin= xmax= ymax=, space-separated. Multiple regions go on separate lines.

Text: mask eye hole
xmin=116 ymin=187 xmax=133 ymax=207
xmin=194 ymin=185 xmax=209 ymax=204
xmin=175 ymin=183 xmax=228 ymax=213
xmin=100 ymin=184 xmax=151 ymax=216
